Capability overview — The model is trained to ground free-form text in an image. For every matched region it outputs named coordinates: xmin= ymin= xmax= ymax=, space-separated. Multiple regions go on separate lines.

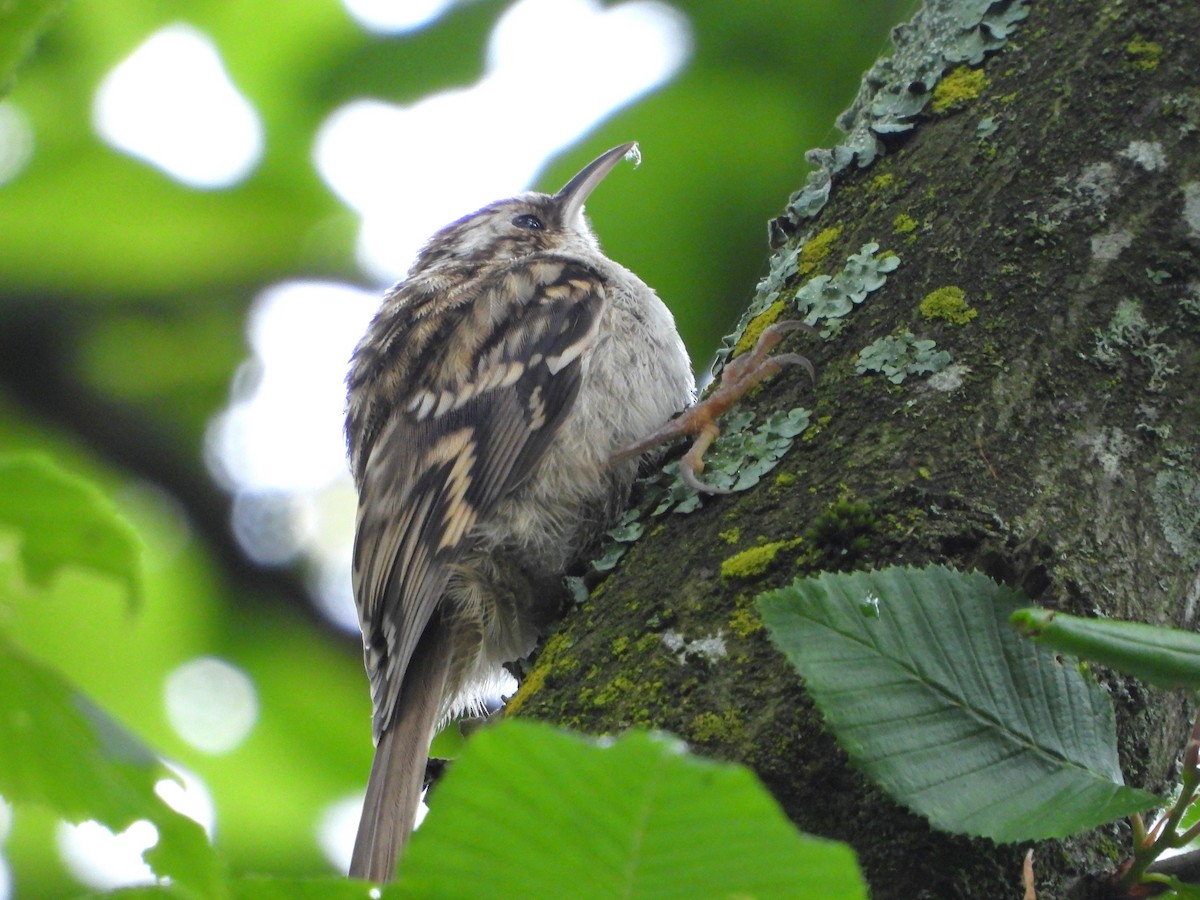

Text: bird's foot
xmin=611 ymin=320 xmax=815 ymax=493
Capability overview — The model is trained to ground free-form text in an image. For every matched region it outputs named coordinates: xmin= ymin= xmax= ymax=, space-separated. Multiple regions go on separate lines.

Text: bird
xmin=343 ymin=143 xmax=694 ymax=882
xmin=344 ymin=143 xmax=810 ymax=882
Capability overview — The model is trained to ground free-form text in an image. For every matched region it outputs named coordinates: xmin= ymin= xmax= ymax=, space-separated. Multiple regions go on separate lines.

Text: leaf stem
xmin=1116 ymin=711 xmax=1200 ymax=892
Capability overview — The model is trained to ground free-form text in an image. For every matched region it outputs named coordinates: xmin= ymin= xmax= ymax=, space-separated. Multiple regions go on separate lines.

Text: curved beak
xmin=553 ymin=142 xmax=639 ymax=223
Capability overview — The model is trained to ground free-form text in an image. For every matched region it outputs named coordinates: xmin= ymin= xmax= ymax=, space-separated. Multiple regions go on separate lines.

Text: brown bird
xmin=344 ymin=143 xmax=808 ymax=881
xmin=344 ymin=143 xmax=694 ymax=881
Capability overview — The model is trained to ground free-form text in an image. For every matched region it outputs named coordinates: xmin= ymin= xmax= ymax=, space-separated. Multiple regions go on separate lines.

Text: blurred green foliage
xmin=0 ymin=0 xmax=911 ymax=894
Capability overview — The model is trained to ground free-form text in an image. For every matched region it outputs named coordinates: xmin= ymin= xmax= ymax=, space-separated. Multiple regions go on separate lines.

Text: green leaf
xmin=757 ymin=565 xmax=1161 ymax=842
xmin=0 ymin=633 xmax=160 ymax=821
xmin=0 ymin=453 xmax=143 ymax=607
xmin=0 ymin=0 xmax=70 ymax=95
xmin=0 ymin=633 xmax=222 ymax=892
xmin=1161 ymin=877 xmax=1200 ymax=898
xmin=232 ymin=877 xmax=397 ymax=899
xmin=1013 ymin=607 xmax=1200 ymax=690
xmin=398 ymin=720 xmax=866 ymax=899
xmin=97 ymin=877 xmax=391 ymax=899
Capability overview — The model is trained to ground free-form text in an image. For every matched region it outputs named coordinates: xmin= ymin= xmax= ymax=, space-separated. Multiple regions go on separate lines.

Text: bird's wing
xmin=351 ymin=255 xmax=606 ymax=736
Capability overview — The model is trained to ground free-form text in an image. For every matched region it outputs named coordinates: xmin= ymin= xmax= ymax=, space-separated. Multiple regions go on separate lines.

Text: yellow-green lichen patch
xmin=590 ymin=675 xmax=637 ymax=709
xmin=634 ymin=633 xmax=660 ymax=654
xmin=506 ymin=631 xmax=573 ymax=715
xmin=610 ymin=635 xmax=630 ymax=659
xmin=732 ymin=299 xmax=786 ymax=357
xmin=773 ymin=472 xmax=797 ymax=488
xmin=689 ymin=709 xmax=745 ymax=744
xmin=718 ymin=527 xmax=742 ymax=545
xmin=802 ymin=414 xmax=832 ymax=442
xmin=920 ymin=286 xmax=977 ymax=324
xmin=728 ymin=604 xmax=763 ymax=638
xmin=1126 ymin=36 xmax=1162 ymax=71
xmin=892 ymin=213 xmax=918 ymax=234
xmin=868 ymin=172 xmax=895 ymax=193
xmin=720 ymin=537 xmax=802 ymax=580
xmin=931 ymin=65 xmax=990 ymax=113
xmin=797 ymin=224 xmax=844 ymax=276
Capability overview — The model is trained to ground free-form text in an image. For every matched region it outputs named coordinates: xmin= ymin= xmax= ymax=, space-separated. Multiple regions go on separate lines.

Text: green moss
xmin=892 ymin=213 xmax=918 ymax=234
xmin=920 ymin=286 xmax=977 ymax=324
xmin=931 ymin=65 xmax=990 ymax=113
xmin=689 ymin=709 xmax=745 ymax=743
xmin=773 ymin=472 xmax=797 ymax=488
xmin=717 ymin=527 xmax=742 ymax=545
xmin=610 ymin=635 xmax=629 ymax=659
xmin=1126 ymin=35 xmax=1162 ymax=71
xmin=806 ymin=496 xmax=877 ymax=567
xmin=720 ymin=537 xmax=802 ymax=580
xmin=797 ymin=224 xmax=844 ymax=276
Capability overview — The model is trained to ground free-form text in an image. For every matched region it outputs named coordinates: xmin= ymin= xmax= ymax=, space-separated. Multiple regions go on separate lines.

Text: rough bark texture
xmin=513 ymin=0 xmax=1200 ymax=896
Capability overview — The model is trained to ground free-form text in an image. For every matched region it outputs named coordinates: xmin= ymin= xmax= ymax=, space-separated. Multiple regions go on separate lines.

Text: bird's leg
xmin=611 ymin=320 xmax=815 ymax=494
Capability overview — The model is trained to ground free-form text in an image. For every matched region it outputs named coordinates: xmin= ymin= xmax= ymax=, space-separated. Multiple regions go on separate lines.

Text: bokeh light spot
xmin=58 ymin=820 xmax=158 ymax=890
xmin=164 ymin=656 xmax=259 ymax=754
xmin=56 ymin=765 xmax=213 ymax=890
xmin=92 ymin=23 xmax=263 ymax=189
xmin=342 ymin=0 xmax=454 ymax=33
xmin=315 ymin=0 xmax=690 ymax=282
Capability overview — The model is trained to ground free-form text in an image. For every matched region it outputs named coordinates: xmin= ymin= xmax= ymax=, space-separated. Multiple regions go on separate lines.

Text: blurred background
xmin=0 ymin=0 xmax=911 ymax=893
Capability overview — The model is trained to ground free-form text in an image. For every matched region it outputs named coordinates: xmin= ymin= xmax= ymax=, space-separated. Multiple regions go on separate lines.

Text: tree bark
xmin=513 ymin=0 xmax=1200 ymax=896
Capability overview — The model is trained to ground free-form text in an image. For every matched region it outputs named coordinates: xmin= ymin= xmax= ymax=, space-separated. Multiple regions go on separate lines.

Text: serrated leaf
xmin=0 ymin=454 xmax=143 ymax=607
xmin=757 ymin=565 xmax=1161 ymax=842
xmin=0 ymin=634 xmax=222 ymax=891
xmin=398 ymin=721 xmax=866 ymax=899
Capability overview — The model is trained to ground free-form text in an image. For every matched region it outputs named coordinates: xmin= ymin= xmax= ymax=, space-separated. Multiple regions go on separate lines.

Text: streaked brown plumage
xmin=344 ymin=144 xmax=695 ymax=881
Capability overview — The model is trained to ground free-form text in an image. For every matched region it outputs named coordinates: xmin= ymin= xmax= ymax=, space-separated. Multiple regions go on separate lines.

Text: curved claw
xmin=680 ymin=466 xmax=732 ymax=495
xmin=750 ymin=352 xmax=815 ymax=386
xmin=679 ymin=423 xmax=731 ymax=495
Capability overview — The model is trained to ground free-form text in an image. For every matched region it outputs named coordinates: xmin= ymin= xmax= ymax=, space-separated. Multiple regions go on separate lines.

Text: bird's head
xmin=410 ymin=142 xmax=639 ymax=271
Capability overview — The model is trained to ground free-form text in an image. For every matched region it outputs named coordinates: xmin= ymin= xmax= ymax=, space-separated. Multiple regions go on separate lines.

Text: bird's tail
xmin=349 ymin=637 xmax=451 ymax=883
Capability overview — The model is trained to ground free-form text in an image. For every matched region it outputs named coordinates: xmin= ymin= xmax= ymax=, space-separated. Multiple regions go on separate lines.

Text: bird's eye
xmin=511 ymin=213 xmax=544 ymax=230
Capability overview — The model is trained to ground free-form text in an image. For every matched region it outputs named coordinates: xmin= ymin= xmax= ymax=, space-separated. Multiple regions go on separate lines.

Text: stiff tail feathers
xmin=349 ymin=636 xmax=451 ymax=883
